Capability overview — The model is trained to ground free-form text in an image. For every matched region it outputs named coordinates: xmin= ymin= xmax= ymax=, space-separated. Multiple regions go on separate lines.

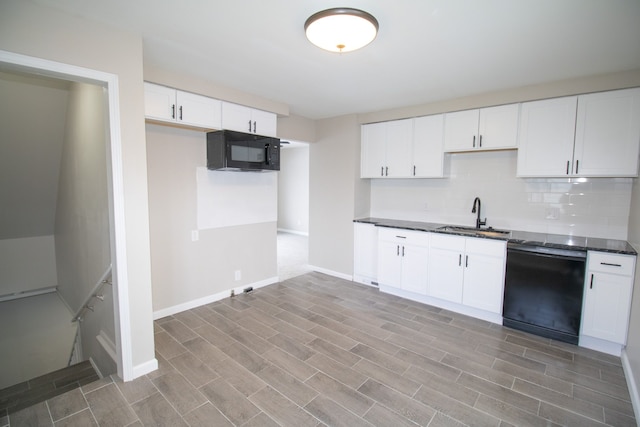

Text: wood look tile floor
xmin=5 ymin=272 xmax=636 ymax=426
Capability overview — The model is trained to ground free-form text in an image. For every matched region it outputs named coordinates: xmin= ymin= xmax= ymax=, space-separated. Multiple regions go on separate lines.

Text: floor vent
xmin=0 ymin=360 xmax=98 ymax=415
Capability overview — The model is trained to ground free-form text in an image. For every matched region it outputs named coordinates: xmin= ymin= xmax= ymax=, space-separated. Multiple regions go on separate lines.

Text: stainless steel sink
xmin=437 ymin=225 xmax=511 ymax=238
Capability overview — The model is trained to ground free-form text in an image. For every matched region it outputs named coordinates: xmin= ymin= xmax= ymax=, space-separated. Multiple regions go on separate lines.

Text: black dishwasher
xmin=503 ymin=243 xmax=586 ymax=344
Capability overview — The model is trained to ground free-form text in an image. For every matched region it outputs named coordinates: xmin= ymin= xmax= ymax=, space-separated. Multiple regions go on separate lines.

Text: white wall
xmin=146 ymin=124 xmax=277 ymax=314
xmin=0 ymin=0 xmax=155 ymax=374
xmin=371 ymin=150 xmax=632 ymax=239
xmin=309 ymin=115 xmax=360 ymax=276
xmin=278 ymin=145 xmax=309 ymax=235
xmin=54 ymin=82 xmax=115 ymax=376
xmin=0 ymin=236 xmax=57 ymax=295
xmin=55 ymin=82 xmax=111 ymax=312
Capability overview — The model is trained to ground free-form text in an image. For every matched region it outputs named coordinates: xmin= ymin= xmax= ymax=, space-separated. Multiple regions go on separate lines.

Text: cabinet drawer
xmin=465 ymin=238 xmax=506 ymax=258
xmin=377 ymin=227 xmax=430 ymax=246
xmin=588 ymin=252 xmax=635 ymax=276
xmin=429 ymin=233 xmax=465 ymax=251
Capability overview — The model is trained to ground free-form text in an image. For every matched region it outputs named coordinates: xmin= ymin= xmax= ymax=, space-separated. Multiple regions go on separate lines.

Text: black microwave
xmin=206 ymin=130 xmax=280 ymax=171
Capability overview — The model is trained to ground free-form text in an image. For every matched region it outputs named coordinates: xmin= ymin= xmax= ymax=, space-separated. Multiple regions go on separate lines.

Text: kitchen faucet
xmin=471 ymin=197 xmax=487 ymax=229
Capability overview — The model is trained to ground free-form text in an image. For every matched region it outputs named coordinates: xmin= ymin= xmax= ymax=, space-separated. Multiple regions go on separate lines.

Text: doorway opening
xmin=277 ymin=140 xmax=311 ymax=280
xmin=0 ymin=50 xmax=134 ymax=392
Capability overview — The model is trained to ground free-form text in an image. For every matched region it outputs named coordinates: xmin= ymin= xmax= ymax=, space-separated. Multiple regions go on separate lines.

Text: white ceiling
xmin=33 ymin=0 xmax=640 ymax=119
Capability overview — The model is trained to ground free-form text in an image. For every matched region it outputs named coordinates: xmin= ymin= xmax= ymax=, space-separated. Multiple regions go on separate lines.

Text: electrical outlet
xmin=234 ymin=270 xmax=242 ymax=281
xmin=191 ymin=230 xmax=199 ymax=241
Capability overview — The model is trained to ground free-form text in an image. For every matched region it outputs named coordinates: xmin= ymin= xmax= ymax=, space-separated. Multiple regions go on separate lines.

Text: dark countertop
xmin=354 ymin=217 xmax=637 ymax=255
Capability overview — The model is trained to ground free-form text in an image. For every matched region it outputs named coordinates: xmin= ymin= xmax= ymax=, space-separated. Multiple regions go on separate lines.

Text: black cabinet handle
xmin=171 ymin=104 xmax=175 ymax=119
xmin=600 ymin=262 xmax=622 ymax=267
xmin=458 ymin=254 xmax=462 ymax=266
xmin=590 ymin=274 xmax=594 ymax=289
xmin=413 ymin=165 xmax=416 ymax=176
xmin=385 ymin=166 xmax=388 ymax=176
xmin=248 ymin=120 xmax=252 ymax=132
xmin=395 ymin=236 xmax=407 ymax=239
xmin=465 ymin=255 xmax=469 ymax=268
xmin=402 ymin=246 xmax=405 ymax=257
xmin=472 ymin=135 xmax=476 ymax=148
xmin=396 ymin=245 xmax=399 ymax=256
xmin=479 ymin=135 xmax=483 ymax=148
xmin=253 ymin=121 xmax=256 ymax=133
xmin=566 ymin=161 xmax=570 ymax=175
xmin=576 ymin=160 xmax=579 ymax=174
xmin=179 ymin=105 xmax=183 ymax=120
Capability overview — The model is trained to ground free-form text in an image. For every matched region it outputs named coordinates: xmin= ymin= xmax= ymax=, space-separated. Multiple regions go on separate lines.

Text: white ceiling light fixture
xmin=304 ymin=8 xmax=379 ymax=53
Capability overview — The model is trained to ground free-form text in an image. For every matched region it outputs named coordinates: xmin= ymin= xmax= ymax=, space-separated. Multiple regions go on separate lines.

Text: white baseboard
xmin=277 ymin=228 xmax=309 ymax=236
xmin=152 ymin=276 xmax=279 ymax=320
xmin=131 ymin=358 xmax=158 ymax=379
xmin=308 ymin=265 xmax=353 ymax=281
xmin=621 ymin=349 xmax=640 ymax=423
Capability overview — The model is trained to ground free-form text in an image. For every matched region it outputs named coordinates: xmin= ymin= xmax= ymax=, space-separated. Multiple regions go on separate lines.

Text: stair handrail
xmin=72 ymin=264 xmax=112 ymax=322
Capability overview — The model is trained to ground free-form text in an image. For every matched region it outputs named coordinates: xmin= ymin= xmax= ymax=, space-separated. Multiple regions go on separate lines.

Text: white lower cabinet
xmin=377 ymin=228 xmax=429 ymax=295
xmin=428 ymin=234 xmax=506 ymax=314
xmin=353 ymin=223 xmax=378 ymax=286
xmin=581 ymin=252 xmax=635 ymax=347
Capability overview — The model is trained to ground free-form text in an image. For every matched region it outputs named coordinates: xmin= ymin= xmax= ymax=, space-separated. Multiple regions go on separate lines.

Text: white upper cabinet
xmin=517 ymin=88 xmax=640 ymax=177
xmin=361 ymin=116 xmax=444 ymax=178
xmin=413 ymin=115 xmax=445 ymax=178
xmin=573 ymin=88 xmax=640 ymax=177
xmin=222 ymin=101 xmax=277 ymax=137
xmin=144 ymin=82 xmax=221 ymax=129
xmin=444 ymin=104 xmax=519 ymax=152
xmin=361 ymin=119 xmax=413 ymax=178
xmin=517 ymin=96 xmax=578 ymax=177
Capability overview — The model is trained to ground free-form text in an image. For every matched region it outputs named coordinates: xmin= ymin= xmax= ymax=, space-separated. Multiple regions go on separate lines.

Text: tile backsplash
xmin=370 ymin=150 xmax=633 ymax=240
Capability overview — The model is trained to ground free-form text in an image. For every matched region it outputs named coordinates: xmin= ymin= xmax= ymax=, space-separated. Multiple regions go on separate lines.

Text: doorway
xmin=277 ymin=141 xmax=311 ymax=280
xmin=0 ymin=49 xmax=133 ymax=384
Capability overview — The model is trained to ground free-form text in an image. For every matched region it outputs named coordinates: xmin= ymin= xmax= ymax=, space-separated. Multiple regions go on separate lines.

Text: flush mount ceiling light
xmin=304 ymin=8 xmax=379 ymax=53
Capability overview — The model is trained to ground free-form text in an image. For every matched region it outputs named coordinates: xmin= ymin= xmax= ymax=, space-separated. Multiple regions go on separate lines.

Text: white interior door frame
xmin=0 ymin=49 xmax=133 ymax=380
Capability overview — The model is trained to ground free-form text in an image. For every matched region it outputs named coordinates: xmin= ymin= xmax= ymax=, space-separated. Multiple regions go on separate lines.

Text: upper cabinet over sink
xmin=517 ymin=88 xmax=640 ymax=178
xmin=443 ymin=104 xmax=520 ymax=152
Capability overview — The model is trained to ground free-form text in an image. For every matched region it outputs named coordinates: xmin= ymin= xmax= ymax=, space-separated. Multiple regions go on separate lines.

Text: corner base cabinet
xmin=580 ymin=251 xmax=636 ymax=353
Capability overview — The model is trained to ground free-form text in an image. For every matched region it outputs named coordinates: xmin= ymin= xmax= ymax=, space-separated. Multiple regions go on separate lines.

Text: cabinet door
xmin=361 ymin=122 xmax=387 ymax=178
xmin=144 ymin=82 xmax=176 ymax=122
xmin=385 ymin=119 xmax=413 ymax=177
xmin=574 ymin=88 xmax=640 ymax=177
xmin=251 ymin=108 xmax=278 ymax=137
xmin=444 ymin=109 xmax=479 ymax=152
xmin=478 ymin=104 xmax=519 ymax=150
xmin=412 ymin=115 xmax=444 ymax=177
xmin=222 ymin=102 xmax=253 ymax=133
xmin=428 ymin=235 xmax=465 ymax=303
xmin=353 ymin=223 xmax=378 ymax=283
xmin=401 ymin=244 xmax=429 ymax=295
xmin=582 ymin=272 xmax=633 ymax=344
xmin=517 ymin=96 xmax=578 ymax=177
xmin=378 ymin=240 xmax=403 ymax=288
xmin=462 ymin=251 xmax=506 ymax=314
xmin=176 ymin=91 xmax=221 ymax=129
